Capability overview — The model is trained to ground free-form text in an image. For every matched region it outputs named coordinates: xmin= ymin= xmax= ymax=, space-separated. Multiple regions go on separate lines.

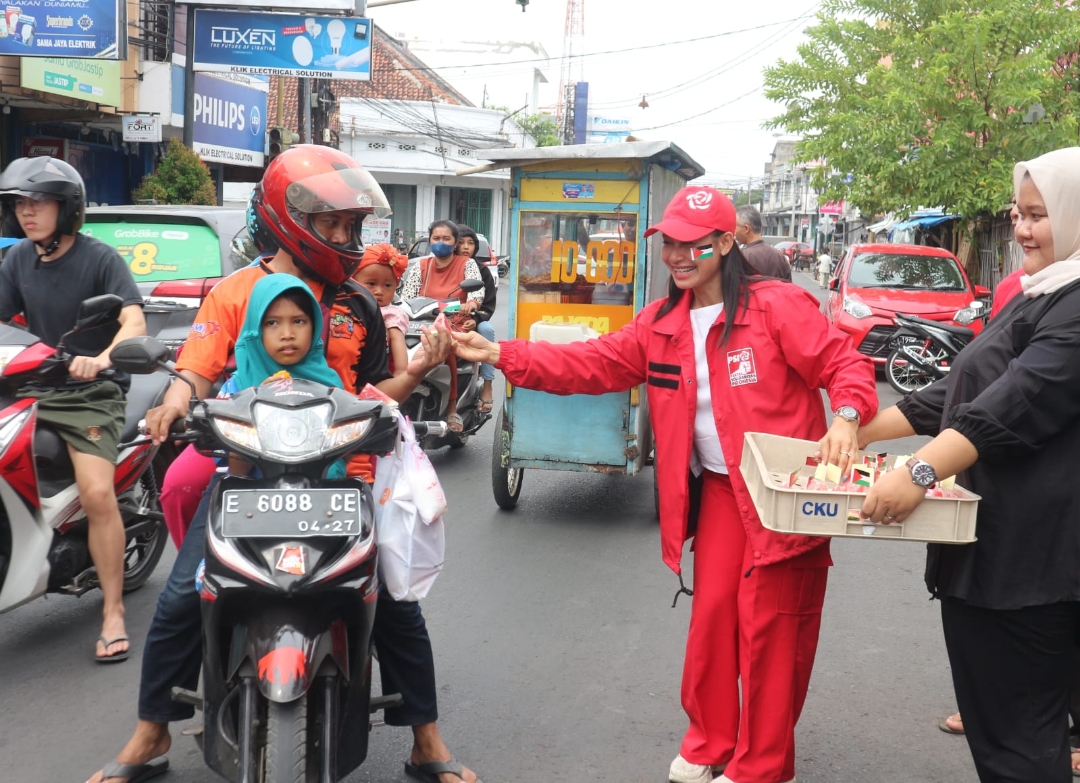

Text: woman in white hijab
xmin=856 ymin=146 xmax=1080 ymax=783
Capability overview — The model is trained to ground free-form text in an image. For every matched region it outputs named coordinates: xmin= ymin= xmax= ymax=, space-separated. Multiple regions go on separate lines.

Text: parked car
xmin=82 ymin=205 xmax=256 ymax=352
xmin=825 ymin=243 xmax=990 ymax=363
xmin=774 ymin=241 xmax=815 ymax=269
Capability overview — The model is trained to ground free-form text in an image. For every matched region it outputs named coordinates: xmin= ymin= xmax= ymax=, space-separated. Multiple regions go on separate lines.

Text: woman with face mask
xmin=398 ymin=219 xmax=486 ymax=310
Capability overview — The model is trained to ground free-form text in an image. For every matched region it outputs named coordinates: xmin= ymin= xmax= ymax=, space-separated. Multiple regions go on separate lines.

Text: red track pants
xmin=679 ymin=472 xmax=831 ymax=783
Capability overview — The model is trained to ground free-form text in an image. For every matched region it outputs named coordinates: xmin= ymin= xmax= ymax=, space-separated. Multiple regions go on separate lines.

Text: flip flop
xmin=98 ymin=757 xmax=169 ymax=783
xmin=96 ymin=634 xmax=130 ymax=664
xmin=938 ymin=714 xmax=964 ymax=735
xmin=447 ymin=413 xmax=464 ymax=433
xmin=477 ymin=398 xmax=493 ymax=414
xmin=405 ymin=759 xmax=484 ymax=783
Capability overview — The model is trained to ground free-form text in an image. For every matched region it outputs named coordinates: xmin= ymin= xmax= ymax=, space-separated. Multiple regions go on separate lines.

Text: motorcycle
xmin=398 ymin=279 xmax=492 ymax=450
xmin=110 ymin=334 xmax=447 ymax=783
xmin=884 ymin=305 xmax=984 ymax=393
xmin=0 ymin=295 xmax=170 ymax=615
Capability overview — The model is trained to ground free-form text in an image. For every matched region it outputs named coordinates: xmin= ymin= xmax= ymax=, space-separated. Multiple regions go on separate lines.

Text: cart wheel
xmin=491 ymin=408 xmax=523 ymax=510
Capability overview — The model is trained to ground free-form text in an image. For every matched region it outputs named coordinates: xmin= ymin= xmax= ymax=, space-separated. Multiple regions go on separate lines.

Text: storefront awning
xmin=867 ymin=217 xmax=894 ymax=233
xmin=891 ymin=214 xmax=958 ymax=231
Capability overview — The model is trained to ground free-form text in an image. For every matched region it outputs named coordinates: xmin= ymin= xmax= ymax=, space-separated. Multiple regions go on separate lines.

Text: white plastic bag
xmin=372 ymin=414 xmax=446 ymax=601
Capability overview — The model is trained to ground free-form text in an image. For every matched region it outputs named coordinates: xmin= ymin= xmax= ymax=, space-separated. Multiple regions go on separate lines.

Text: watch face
xmin=911 ymin=462 xmax=936 ymax=487
xmin=836 ymin=406 xmax=858 ymax=421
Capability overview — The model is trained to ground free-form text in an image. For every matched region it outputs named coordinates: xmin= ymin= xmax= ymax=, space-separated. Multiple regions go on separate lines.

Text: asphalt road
xmin=0 ymin=270 xmax=980 ymax=782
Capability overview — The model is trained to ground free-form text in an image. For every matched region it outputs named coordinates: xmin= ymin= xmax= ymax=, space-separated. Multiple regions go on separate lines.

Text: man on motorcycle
xmin=85 ymin=146 xmax=480 ymax=783
xmin=0 ymin=156 xmax=146 ymax=663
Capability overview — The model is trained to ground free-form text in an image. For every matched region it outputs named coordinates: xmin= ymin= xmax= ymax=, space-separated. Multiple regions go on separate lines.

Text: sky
xmin=368 ymin=0 xmax=821 ymax=186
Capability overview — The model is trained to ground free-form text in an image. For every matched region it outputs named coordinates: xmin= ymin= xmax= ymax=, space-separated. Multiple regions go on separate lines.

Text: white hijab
xmin=1014 ymin=147 xmax=1080 ymax=298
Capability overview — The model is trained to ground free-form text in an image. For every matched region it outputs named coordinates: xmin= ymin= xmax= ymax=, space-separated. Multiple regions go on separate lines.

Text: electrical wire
xmin=632 ymin=85 xmax=763 ymax=131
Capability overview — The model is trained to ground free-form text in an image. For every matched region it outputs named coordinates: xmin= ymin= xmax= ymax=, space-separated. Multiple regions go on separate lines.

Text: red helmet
xmin=254 ymin=145 xmax=391 ymax=286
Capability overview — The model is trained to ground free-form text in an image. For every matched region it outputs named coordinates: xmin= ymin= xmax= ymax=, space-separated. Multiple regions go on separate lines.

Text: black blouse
xmin=898 ymin=279 xmax=1080 ymax=609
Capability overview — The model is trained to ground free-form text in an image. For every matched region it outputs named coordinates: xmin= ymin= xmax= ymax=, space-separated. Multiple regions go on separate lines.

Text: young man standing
xmin=0 ymin=156 xmax=146 ymax=662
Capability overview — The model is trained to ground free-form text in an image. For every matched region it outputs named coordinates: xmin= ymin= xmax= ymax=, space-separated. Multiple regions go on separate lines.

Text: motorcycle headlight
xmin=842 ymin=296 xmax=873 ymax=319
xmin=325 ymin=417 xmax=374 ymax=450
xmin=0 ymin=345 xmax=29 ymax=376
xmin=954 ymin=306 xmax=981 ymax=325
xmin=254 ymin=401 xmax=333 ymax=462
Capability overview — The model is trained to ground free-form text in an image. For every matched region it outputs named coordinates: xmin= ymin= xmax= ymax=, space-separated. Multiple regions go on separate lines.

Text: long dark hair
xmin=655 ymin=237 xmax=760 ymax=346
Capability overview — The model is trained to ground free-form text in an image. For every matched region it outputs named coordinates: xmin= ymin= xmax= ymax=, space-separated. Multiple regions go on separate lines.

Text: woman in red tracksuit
xmin=455 ymin=187 xmax=877 ymax=783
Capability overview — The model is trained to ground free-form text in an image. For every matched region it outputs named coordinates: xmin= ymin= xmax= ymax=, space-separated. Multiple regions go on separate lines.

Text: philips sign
xmin=192 ymin=73 xmax=266 ymax=168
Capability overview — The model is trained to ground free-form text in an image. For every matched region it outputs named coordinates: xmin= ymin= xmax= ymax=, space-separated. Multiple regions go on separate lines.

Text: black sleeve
xmin=477 ymin=263 xmax=497 ymax=320
xmin=946 ymin=304 xmax=1080 ymax=459
xmin=0 ymin=249 xmax=24 ymax=321
xmin=341 ymin=282 xmax=392 ymax=387
xmin=896 ymin=377 xmax=949 ymax=437
xmin=95 ymin=242 xmax=144 ymax=307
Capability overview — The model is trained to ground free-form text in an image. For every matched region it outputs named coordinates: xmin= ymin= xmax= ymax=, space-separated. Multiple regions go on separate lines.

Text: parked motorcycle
xmin=398 ymin=279 xmax=492 ymax=450
xmin=884 ymin=305 xmax=984 ymax=393
xmin=0 ymin=295 xmax=170 ymax=615
xmin=111 ymin=334 xmax=448 ymax=783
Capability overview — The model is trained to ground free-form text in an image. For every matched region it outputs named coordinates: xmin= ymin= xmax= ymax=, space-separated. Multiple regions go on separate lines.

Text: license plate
xmin=221 ymin=489 xmax=363 ymax=538
xmin=408 ymin=321 xmax=427 ymax=334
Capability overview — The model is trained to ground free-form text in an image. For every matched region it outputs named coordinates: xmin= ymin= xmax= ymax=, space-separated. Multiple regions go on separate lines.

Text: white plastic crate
xmin=739 ymin=432 xmax=979 ymax=544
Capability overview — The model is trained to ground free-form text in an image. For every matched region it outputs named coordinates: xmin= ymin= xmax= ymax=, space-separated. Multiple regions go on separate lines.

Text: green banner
xmin=21 ymin=57 xmax=121 ymax=108
xmin=81 ymin=222 xmax=223 ymax=283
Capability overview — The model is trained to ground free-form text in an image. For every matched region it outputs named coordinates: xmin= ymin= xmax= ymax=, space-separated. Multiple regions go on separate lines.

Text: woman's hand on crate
xmin=860 ymin=467 xmax=926 ymax=524
xmin=815 ymin=417 xmax=860 ymax=478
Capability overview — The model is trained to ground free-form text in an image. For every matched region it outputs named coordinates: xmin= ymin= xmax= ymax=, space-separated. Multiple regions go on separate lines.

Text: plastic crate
xmin=739 ymin=432 xmax=979 ymax=544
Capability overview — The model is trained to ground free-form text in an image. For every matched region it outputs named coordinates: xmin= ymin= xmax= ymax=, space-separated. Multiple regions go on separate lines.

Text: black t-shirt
xmin=0 ymin=233 xmax=143 ymax=386
xmin=476 ymin=262 xmax=497 ymax=320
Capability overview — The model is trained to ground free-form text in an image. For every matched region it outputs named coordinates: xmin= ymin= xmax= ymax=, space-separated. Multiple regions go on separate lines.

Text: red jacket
xmin=498 ymin=280 xmax=878 ymax=574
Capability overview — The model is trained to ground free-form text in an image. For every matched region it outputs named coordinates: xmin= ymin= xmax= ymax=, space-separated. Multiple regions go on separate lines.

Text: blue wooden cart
xmin=460 ymin=142 xmax=705 ymax=509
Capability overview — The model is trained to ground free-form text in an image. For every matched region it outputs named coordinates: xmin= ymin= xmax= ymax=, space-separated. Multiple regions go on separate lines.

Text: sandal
xmin=938 ymin=712 xmax=964 ymax=735
xmin=477 ymin=398 xmax=493 ymax=414
xmin=96 ymin=634 xmax=130 ymax=664
xmin=405 ymin=759 xmax=484 ymax=783
xmin=447 ymin=413 xmax=463 ymax=433
xmin=96 ymin=757 xmax=169 ymax=783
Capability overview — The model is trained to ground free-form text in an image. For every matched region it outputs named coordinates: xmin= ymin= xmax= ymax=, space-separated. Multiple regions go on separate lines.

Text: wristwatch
xmin=905 ymin=457 xmax=938 ymax=488
xmin=834 ymin=406 xmax=860 ymax=423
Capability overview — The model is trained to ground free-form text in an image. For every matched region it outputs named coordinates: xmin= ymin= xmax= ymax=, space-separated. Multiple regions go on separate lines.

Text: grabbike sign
xmin=122 ymin=115 xmax=161 ymax=142
xmin=192 ymin=73 xmax=267 ymax=168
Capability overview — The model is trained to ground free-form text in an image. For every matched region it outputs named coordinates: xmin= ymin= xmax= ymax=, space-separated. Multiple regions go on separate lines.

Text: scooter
xmin=884 ymin=305 xmax=984 ymax=393
xmin=0 ymin=295 xmax=170 ymax=615
xmin=110 ymin=334 xmax=447 ymax=783
xmin=397 ymin=279 xmax=492 ymax=450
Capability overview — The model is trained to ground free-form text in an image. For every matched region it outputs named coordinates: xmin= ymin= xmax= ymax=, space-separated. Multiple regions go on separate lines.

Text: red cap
xmin=644 ymin=186 xmax=736 ymax=241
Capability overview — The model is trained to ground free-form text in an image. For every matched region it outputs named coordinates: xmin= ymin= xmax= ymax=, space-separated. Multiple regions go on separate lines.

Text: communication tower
xmin=555 ymin=0 xmax=585 ymax=144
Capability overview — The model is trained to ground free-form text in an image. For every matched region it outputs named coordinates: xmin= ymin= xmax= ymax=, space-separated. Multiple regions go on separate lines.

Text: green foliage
xmin=519 ymin=113 xmax=560 ymax=147
xmin=733 ymin=188 xmax=764 ymax=207
xmin=763 ymin=0 xmax=1080 ymax=221
xmin=132 ymin=138 xmax=218 ymax=205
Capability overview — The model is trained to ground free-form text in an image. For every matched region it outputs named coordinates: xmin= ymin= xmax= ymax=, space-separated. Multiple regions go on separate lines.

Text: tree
xmin=132 ymin=138 xmax=217 ymax=205
xmin=763 ymin=0 xmax=1080 ymax=222
xmin=733 ymin=188 xmax=764 ymax=208
xmin=519 ymin=113 xmax=560 ymax=147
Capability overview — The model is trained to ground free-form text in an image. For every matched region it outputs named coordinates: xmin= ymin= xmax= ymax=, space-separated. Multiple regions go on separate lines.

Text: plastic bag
xmin=372 ymin=413 xmax=446 ymax=601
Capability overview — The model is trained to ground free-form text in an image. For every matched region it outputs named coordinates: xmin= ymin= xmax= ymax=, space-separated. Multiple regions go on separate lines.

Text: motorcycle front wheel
xmin=265 ymin=695 xmax=308 ymax=783
xmin=885 ymin=347 xmax=937 ymax=394
xmin=122 ymin=455 xmax=169 ymax=593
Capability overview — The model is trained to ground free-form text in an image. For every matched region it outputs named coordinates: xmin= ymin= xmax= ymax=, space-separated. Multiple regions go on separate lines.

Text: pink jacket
xmin=498 ymin=280 xmax=878 ymax=573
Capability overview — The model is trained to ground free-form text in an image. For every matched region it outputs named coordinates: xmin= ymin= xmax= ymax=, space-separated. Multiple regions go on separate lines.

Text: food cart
xmin=458 ymin=141 xmax=705 ymax=510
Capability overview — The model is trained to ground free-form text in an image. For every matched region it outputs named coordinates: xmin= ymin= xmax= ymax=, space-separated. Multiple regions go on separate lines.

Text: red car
xmin=774 ymin=241 xmax=815 ymax=268
xmin=826 ymin=243 xmax=991 ymax=363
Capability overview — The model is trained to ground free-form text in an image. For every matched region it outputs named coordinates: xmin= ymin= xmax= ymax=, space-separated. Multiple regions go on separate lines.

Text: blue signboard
xmin=193 ymin=9 xmax=372 ymax=81
xmin=0 ymin=0 xmax=122 ymax=58
xmin=192 ymin=74 xmax=267 ymax=168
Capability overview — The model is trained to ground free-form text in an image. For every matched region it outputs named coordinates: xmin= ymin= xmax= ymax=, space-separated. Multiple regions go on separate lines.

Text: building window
xmin=368 ymin=142 xmax=386 ymax=150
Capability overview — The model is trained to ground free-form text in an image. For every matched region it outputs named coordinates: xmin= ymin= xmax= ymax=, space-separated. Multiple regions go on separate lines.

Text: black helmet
xmin=0 ymin=156 xmax=86 ymax=237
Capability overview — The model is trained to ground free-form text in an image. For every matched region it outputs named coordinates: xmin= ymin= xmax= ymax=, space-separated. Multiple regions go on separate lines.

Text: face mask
xmin=430 ymin=241 xmax=455 ymax=259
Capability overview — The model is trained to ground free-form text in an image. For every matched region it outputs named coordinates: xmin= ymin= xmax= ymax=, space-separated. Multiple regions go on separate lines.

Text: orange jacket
xmin=498 ymin=280 xmax=878 ymax=573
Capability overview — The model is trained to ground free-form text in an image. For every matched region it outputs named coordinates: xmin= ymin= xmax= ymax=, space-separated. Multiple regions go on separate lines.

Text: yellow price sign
xmin=550 ymin=240 xmax=635 ymax=285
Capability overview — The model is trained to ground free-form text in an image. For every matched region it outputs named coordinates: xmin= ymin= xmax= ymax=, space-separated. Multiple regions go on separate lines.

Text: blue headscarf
xmin=234 ymin=274 xmax=342 ymax=391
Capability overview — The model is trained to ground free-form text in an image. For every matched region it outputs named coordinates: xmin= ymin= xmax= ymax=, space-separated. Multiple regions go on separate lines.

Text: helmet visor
xmin=285 ymin=166 xmax=392 ymax=219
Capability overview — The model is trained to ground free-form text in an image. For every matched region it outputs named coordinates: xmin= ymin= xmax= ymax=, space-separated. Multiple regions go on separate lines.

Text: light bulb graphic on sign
xmin=292 ymin=34 xmax=313 ymax=66
xmin=327 ymin=19 xmax=345 ymax=55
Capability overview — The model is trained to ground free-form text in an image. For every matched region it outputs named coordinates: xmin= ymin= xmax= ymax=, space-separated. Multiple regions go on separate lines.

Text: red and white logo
xmin=727 ymin=347 xmax=758 ymax=387
xmin=685 ymin=190 xmax=714 ymax=210
xmin=275 ymin=546 xmax=306 ymax=575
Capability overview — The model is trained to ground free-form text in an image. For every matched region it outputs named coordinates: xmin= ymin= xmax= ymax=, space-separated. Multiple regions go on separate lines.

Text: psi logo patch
xmin=275 ymin=546 xmax=306 ymax=576
xmin=726 ymin=348 xmax=758 ymax=387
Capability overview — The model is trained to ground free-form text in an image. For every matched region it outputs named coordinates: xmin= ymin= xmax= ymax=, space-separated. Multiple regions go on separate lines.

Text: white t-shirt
xmin=689 ymin=303 xmax=728 ymax=476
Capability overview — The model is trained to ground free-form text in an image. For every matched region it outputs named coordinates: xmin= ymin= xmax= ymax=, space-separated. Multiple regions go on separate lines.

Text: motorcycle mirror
xmin=110 ymin=336 xmax=172 ymax=374
xmin=459 ymin=279 xmax=486 ymax=293
xmin=73 ymin=294 xmax=124 ymax=332
xmin=969 ymin=300 xmax=984 ymax=310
